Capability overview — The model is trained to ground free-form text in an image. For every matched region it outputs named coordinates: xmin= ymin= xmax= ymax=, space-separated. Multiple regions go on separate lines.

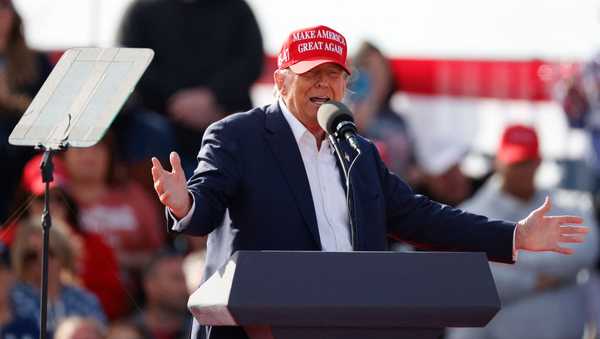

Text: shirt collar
xmin=278 ymin=97 xmax=311 ymax=144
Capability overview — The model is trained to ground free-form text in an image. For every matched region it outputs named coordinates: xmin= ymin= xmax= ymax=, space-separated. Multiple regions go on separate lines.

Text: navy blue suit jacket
xmin=170 ymin=102 xmax=516 ymax=339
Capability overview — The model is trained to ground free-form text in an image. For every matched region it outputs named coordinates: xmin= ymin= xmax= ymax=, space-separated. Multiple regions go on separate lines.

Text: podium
xmin=188 ymin=251 xmax=500 ymax=339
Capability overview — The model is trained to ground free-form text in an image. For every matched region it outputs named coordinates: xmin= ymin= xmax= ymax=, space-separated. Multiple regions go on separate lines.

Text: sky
xmin=12 ymin=0 xmax=600 ymax=60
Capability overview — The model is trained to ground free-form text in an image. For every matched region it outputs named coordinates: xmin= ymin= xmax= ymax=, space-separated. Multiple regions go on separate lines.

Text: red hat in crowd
xmin=497 ymin=124 xmax=541 ymax=165
xmin=21 ymin=154 xmax=69 ymax=196
xmin=277 ymin=25 xmax=351 ymax=75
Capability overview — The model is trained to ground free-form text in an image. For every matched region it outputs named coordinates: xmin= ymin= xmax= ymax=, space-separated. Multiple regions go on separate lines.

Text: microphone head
xmin=317 ymin=100 xmax=354 ymax=135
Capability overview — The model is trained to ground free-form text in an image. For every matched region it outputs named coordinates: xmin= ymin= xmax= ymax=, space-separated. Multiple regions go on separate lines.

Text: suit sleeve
xmin=167 ymin=119 xmax=242 ymax=236
xmin=372 ymin=142 xmax=516 ymax=263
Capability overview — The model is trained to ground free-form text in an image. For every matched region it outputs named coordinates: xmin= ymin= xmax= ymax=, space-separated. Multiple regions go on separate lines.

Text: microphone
xmin=317 ymin=101 xmax=360 ymax=152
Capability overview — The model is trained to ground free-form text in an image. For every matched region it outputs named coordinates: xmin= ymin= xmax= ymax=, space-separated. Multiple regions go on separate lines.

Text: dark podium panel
xmin=188 ymin=251 xmax=500 ymax=339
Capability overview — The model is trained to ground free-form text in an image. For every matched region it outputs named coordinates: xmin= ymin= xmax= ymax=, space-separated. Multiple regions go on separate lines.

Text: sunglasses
xmin=23 ymin=248 xmax=55 ymax=264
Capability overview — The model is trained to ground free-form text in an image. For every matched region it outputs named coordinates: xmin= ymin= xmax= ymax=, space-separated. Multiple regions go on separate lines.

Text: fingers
xmin=555 ymin=246 xmax=575 ymax=255
xmin=559 ymin=234 xmax=587 ymax=243
xmin=549 ymin=215 xmax=584 ymax=225
xmin=151 ymin=157 xmax=166 ymax=180
xmin=169 ymin=152 xmax=184 ymax=177
xmin=560 ymin=225 xmax=589 ymax=234
xmin=153 ymin=178 xmax=164 ymax=195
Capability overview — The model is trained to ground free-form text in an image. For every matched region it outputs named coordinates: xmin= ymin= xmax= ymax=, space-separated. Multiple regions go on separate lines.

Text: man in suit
xmin=151 ymin=25 xmax=589 ymax=339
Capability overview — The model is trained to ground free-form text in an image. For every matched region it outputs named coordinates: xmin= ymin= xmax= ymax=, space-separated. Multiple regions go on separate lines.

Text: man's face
xmin=277 ymin=63 xmax=347 ymax=132
xmin=502 ymin=159 xmax=539 ymax=187
xmin=146 ymin=256 xmax=188 ymax=314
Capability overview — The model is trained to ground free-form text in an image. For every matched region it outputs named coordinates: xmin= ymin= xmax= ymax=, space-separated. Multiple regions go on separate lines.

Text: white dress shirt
xmin=278 ymin=98 xmax=352 ymax=251
xmin=171 ymin=98 xmax=352 ymax=251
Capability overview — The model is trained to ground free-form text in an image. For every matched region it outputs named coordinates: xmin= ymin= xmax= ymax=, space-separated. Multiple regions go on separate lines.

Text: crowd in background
xmin=1 ymin=0 xmax=600 ymax=338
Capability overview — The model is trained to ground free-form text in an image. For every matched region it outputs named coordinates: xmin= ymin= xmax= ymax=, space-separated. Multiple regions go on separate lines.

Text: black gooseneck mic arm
xmin=327 ymin=133 xmax=360 ymax=250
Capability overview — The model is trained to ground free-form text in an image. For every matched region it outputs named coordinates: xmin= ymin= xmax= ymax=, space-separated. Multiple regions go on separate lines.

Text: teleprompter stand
xmin=9 ymin=47 xmax=153 ymax=339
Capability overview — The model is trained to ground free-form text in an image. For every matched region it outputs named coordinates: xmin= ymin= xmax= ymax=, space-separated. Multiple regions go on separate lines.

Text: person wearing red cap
xmin=7 ymin=154 xmax=130 ymax=321
xmin=448 ymin=124 xmax=599 ymax=339
xmin=151 ymin=26 xmax=590 ymax=339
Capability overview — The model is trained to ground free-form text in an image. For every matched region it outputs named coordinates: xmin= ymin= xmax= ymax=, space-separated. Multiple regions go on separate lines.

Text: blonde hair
xmin=11 ymin=219 xmax=76 ymax=280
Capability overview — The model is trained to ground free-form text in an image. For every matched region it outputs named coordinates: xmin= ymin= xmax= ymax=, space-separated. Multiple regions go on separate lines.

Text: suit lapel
xmin=263 ymin=103 xmax=322 ymax=249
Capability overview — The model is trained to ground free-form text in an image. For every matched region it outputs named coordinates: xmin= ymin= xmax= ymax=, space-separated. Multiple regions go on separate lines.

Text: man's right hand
xmin=151 ymin=152 xmax=191 ymax=219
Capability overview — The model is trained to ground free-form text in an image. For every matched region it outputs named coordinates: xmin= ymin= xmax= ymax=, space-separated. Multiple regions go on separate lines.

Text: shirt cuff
xmin=512 ymin=224 xmax=518 ymax=261
xmin=169 ymin=191 xmax=196 ymax=232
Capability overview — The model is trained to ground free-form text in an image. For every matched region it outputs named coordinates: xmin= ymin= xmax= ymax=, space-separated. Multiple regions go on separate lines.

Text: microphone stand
xmin=36 ymin=142 xmax=67 ymax=339
xmin=328 ymin=134 xmax=361 ymax=250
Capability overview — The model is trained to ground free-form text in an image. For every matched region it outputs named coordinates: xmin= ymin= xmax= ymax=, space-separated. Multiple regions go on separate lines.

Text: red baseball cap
xmin=497 ymin=125 xmax=541 ymax=165
xmin=277 ymin=25 xmax=351 ymax=75
xmin=21 ymin=154 xmax=69 ymax=196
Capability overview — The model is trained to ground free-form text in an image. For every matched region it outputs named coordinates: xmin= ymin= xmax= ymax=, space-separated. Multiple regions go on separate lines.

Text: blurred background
xmin=3 ymin=0 xmax=600 ymax=338
xmin=13 ymin=0 xmax=600 ymax=187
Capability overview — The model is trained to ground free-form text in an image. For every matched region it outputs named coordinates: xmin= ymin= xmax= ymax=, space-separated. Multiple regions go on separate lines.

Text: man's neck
xmin=500 ymin=180 xmax=535 ymax=202
xmin=313 ymin=129 xmax=326 ymax=150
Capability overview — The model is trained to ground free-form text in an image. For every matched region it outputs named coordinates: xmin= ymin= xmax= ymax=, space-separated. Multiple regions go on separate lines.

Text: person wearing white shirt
xmin=447 ymin=124 xmax=599 ymax=339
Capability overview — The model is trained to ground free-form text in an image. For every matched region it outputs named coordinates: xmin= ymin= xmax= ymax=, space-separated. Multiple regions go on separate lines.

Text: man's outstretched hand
xmin=151 ymin=152 xmax=191 ymax=219
xmin=515 ymin=196 xmax=589 ymax=255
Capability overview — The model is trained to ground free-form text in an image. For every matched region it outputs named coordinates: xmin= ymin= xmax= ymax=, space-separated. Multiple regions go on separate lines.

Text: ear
xmin=274 ymin=70 xmax=286 ymax=96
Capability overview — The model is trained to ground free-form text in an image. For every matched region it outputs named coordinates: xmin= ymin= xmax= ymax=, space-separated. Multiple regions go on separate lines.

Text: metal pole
xmin=39 ymin=150 xmax=54 ymax=339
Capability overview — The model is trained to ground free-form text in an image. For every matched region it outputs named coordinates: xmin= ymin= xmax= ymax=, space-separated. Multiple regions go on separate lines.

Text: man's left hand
xmin=515 ymin=196 xmax=589 ymax=255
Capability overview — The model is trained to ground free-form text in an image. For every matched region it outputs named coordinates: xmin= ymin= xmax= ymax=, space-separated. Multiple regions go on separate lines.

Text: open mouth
xmin=309 ymin=96 xmax=330 ymax=105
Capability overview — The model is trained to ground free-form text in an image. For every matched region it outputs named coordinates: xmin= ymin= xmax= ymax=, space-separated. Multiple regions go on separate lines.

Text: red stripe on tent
xmin=257 ymin=55 xmax=577 ymax=101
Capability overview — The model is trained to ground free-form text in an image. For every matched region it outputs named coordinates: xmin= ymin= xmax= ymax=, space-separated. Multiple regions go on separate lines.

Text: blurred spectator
xmin=10 ymin=220 xmax=106 ymax=337
xmin=111 ymin=101 xmax=177 ymax=199
xmin=561 ymin=54 xmax=600 ymax=217
xmin=54 ymin=317 xmax=106 ymax=339
xmin=346 ymin=41 xmax=418 ymax=183
xmin=130 ymin=251 xmax=190 ymax=339
xmin=0 ymin=242 xmax=39 ymax=338
xmin=106 ymin=321 xmax=144 ymax=339
xmin=413 ymin=141 xmax=475 ymax=206
xmin=0 ymin=0 xmax=53 ymax=223
xmin=447 ymin=124 xmax=599 ymax=339
xmin=7 ymin=154 xmax=129 ymax=320
xmin=118 ymin=0 xmax=264 ymax=174
xmin=61 ymin=134 xmax=163 ymax=288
